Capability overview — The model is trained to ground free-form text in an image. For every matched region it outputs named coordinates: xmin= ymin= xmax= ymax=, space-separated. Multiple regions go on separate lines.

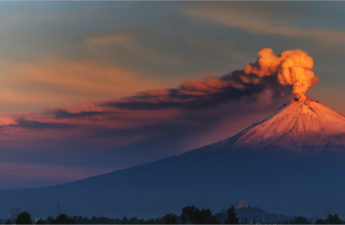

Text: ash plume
xmin=244 ymin=48 xmax=319 ymax=101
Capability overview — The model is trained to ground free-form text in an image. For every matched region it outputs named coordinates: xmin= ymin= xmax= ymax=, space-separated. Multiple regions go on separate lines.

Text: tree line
xmin=6 ymin=206 xmax=344 ymax=224
xmin=6 ymin=206 xmax=239 ymax=224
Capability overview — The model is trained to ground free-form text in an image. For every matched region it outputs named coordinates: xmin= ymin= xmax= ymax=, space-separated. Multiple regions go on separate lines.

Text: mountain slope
xmin=231 ymin=98 xmax=345 ymax=150
xmin=1 ymin=98 xmax=345 ymax=218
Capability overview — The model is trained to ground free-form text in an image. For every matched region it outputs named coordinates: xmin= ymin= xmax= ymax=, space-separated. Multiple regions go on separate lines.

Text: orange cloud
xmin=0 ymin=60 xmax=170 ymax=112
xmin=244 ymin=48 xmax=318 ymax=101
xmin=0 ymin=117 xmax=17 ymax=126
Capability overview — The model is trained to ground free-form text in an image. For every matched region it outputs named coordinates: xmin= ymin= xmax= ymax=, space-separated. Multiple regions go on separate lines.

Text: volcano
xmin=232 ymin=97 xmax=345 ymax=150
xmin=1 ymin=98 xmax=345 ymax=218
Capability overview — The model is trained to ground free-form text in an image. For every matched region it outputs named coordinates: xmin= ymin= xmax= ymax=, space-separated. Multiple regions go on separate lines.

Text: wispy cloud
xmin=85 ymin=31 xmax=132 ymax=47
xmin=0 ymin=60 xmax=170 ymax=112
xmin=183 ymin=5 xmax=345 ymax=44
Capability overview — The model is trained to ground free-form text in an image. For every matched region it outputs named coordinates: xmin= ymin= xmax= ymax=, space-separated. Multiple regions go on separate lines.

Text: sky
xmin=1 ymin=1 xmax=345 ymax=188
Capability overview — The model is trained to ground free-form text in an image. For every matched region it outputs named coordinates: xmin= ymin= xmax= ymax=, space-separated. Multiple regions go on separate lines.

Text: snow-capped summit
xmin=232 ymin=97 xmax=345 ymax=151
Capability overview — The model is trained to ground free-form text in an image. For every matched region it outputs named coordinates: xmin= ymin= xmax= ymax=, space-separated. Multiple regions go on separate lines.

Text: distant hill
xmin=234 ymin=202 xmax=292 ymax=223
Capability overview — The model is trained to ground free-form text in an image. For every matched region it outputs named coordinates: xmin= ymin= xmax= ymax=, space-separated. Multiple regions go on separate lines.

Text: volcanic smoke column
xmin=244 ymin=48 xmax=319 ymax=101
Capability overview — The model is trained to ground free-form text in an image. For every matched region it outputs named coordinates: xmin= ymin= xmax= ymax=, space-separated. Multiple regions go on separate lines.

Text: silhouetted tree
xmin=181 ymin=206 xmax=219 ymax=224
xmin=16 ymin=212 xmax=32 ymax=224
xmin=161 ymin=213 xmax=179 ymax=224
xmin=315 ymin=213 xmax=342 ymax=224
xmin=52 ymin=213 xmax=74 ymax=224
xmin=181 ymin=206 xmax=199 ymax=224
xmin=293 ymin=216 xmax=310 ymax=224
xmin=224 ymin=206 xmax=239 ymax=224
xmin=143 ymin=218 xmax=156 ymax=224
xmin=326 ymin=214 xmax=341 ymax=224
xmin=35 ymin=219 xmax=45 ymax=224
xmin=200 ymin=209 xmax=220 ymax=224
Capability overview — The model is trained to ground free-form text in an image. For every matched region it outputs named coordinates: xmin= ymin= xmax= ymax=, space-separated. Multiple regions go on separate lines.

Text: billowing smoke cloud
xmin=99 ymin=69 xmax=289 ymax=113
xmin=244 ymin=48 xmax=319 ymax=101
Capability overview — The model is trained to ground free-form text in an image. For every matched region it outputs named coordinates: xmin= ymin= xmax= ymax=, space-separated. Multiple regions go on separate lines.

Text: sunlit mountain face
xmin=232 ymin=98 xmax=345 ymax=151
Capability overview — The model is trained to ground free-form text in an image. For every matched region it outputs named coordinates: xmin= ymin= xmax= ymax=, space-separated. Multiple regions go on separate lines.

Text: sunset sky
xmin=1 ymin=2 xmax=345 ymax=188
